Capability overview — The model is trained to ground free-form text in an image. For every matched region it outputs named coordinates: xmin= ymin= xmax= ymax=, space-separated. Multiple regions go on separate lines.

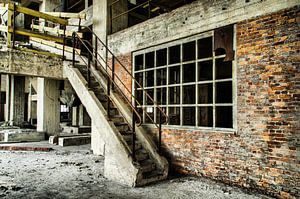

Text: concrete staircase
xmin=64 ymin=62 xmax=169 ymax=186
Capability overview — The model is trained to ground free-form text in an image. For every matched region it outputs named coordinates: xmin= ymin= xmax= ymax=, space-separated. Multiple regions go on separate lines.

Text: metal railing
xmin=71 ymin=25 xmax=168 ymax=155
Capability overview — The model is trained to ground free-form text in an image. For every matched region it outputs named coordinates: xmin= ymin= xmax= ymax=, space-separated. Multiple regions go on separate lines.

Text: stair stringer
xmin=64 ymin=63 xmax=141 ymax=187
xmin=89 ymin=66 xmax=169 ymax=185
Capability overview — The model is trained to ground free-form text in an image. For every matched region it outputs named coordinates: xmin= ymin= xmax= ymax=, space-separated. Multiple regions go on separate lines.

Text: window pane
xmin=145 ymin=89 xmax=154 ymax=105
xmin=216 ymin=81 xmax=232 ymax=103
xmin=183 ymin=41 xmax=196 ymax=62
xmin=145 ymin=52 xmax=154 ymax=69
xmin=216 ymin=58 xmax=232 ymax=79
xmin=135 ymin=72 xmax=143 ymax=88
xmin=198 ymin=83 xmax=213 ymax=104
xmin=183 ymin=63 xmax=195 ymax=83
xmin=156 ymin=107 xmax=167 ymax=123
xmin=157 ymin=48 xmax=167 ymax=66
xmin=136 ymin=90 xmax=143 ymax=105
xmin=169 ymin=65 xmax=180 ymax=85
xmin=145 ymin=70 xmax=154 ymax=87
xmin=145 ymin=107 xmax=154 ymax=123
xmin=216 ymin=106 xmax=233 ymax=128
xmin=135 ymin=54 xmax=143 ymax=71
xmin=198 ymin=106 xmax=213 ymax=127
xmin=157 ymin=68 xmax=166 ymax=86
xmin=169 ymin=86 xmax=180 ymax=104
xmin=156 ymin=87 xmax=167 ymax=105
xmin=198 ymin=60 xmax=213 ymax=81
xmin=169 ymin=107 xmax=180 ymax=125
xmin=183 ymin=85 xmax=195 ymax=104
xmin=198 ymin=37 xmax=212 ymax=59
xmin=183 ymin=107 xmax=195 ymax=126
xmin=169 ymin=45 xmax=180 ymax=64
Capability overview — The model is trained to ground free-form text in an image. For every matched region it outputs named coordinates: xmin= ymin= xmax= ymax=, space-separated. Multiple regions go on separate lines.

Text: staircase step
xmin=58 ymin=135 xmax=91 ymax=146
xmin=111 ymin=115 xmax=124 ymax=123
xmin=128 ymin=142 xmax=142 ymax=151
xmin=114 ymin=122 xmax=129 ymax=131
xmin=135 ymin=149 xmax=149 ymax=162
xmin=142 ymin=170 xmax=164 ymax=180
xmin=140 ymin=159 xmax=156 ymax=173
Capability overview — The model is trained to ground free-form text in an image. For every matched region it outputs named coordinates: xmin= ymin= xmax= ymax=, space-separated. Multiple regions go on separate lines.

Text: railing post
xmin=107 ymin=77 xmax=111 ymax=119
xmin=112 ymin=55 xmax=115 ymax=91
xmin=12 ymin=3 xmax=15 ymax=49
xmin=72 ymin=32 xmax=76 ymax=67
xmin=158 ymin=108 xmax=162 ymax=154
xmin=88 ymin=52 xmax=91 ymax=87
xmin=132 ymin=87 xmax=137 ymax=161
xmin=94 ymin=38 xmax=98 ymax=69
xmin=62 ymin=25 xmax=66 ymax=60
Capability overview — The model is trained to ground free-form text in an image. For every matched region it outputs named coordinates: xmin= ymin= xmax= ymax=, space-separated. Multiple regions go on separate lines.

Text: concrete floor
xmin=0 ymin=142 xmax=271 ymax=199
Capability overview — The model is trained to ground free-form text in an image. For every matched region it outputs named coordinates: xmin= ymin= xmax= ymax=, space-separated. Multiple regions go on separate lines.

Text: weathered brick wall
xmin=107 ymin=4 xmax=300 ymax=199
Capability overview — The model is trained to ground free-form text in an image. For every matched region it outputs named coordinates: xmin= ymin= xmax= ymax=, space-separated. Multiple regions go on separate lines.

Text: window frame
xmin=132 ymin=28 xmax=237 ymax=131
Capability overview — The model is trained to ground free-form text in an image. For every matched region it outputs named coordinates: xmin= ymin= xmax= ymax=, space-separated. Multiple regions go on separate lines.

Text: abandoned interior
xmin=0 ymin=0 xmax=299 ymax=198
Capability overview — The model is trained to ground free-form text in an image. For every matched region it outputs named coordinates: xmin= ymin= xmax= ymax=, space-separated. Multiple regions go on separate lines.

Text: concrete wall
xmin=0 ymin=50 xmax=64 ymax=79
xmin=102 ymin=0 xmax=300 ymax=197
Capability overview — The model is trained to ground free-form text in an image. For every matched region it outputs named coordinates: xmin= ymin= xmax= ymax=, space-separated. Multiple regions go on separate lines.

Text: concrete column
xmin=4 ymin=75 xmax=10 ymax=122
xmin=72 ymin=106 xmax=78 ymax=126
xmin=78 ymin=104 xmax=91 ymax=126
xmin=37 ymin=78 xmax=60 ymax=136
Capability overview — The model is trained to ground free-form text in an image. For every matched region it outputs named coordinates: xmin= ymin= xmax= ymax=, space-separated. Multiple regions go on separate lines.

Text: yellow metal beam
xmin=31 ymin=24 xmax=83 ymax=38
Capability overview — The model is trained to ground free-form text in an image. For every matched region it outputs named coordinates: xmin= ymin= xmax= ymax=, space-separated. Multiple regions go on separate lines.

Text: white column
xmin=37 ymin=78 xmax=60 ymax=135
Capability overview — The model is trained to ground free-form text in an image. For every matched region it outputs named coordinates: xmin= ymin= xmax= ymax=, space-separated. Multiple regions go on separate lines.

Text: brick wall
xmin=108 ymin=5 xmax=300 ymax=199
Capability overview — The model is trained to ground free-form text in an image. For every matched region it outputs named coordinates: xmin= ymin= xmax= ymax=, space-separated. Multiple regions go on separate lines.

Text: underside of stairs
xmin=64 ymin=61 xmax=169 ymax=187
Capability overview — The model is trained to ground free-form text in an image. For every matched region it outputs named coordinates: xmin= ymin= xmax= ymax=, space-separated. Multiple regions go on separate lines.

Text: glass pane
xmin=198 ymin=107 xmax=213 ymax=127
xmin=169 ymin=107 xmax=180 ymax=125
xmin=134 ymin=54 xmax=143 ymax=71
xmin=145 ymin=70 xmax=154 ymax=87
xmin=216 ymin=106 xmax=233 ymax=128
xmin=169 ymin=45 xmax=180 ymax=64
xmin=183 ymin=85 xmax=195 ymax=104
xmin=135 ymin=72 xmax=143 ymax=88
xmin=169 ymin=86 xmax=180 ymax=104
xmin=145 ymin=52 xmax=154 ymax=69
xmin=145 ymin=107 xmax=154 ymax=123
xmin=216 ymin=81 xmax=232 ymax=103
xmin=136 ymin=90 xmax=143 ymax=106
xmin=157 ymin=68 xmax=167 ymax=86
xmin=157 ymin=48 xmax=167 ymax=66
xmin=156 ymin=107 xmax=167 ymax=124
xmin=145 ymin=89 xmax=154 ymax=105
xmin=156 ymin=87 xmax=167 ymax=105
xmin=183 ymin=41 xmax=196 ymax=62
xmin=198 ymin=60 xmax=213 ymax=81
xmin=183 ymin=107 xmax=195 ymax=126
xmin=198 ymin=37 xmax=212 ymax=59
xmin=216 ymin=58 xmax=232 ymax=79
xmin=169 ymin=65 xmax=180 ymax=85
xmin=183 ymin=63 xmax=195 ymax=83
xmin=198 ymin=83 xmax=213 ymax=104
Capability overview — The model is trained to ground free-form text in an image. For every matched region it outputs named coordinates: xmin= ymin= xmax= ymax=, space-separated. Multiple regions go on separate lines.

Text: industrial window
xmin=133 ymin=30 xmax=235 ymax=129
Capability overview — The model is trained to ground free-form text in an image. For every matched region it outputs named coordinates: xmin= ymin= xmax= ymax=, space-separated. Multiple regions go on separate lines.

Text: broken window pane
xmin=183 ymin=107 xmax=195 ymax=126
xmin=169 ymin=65 xmax=180 ymax=85
xmin=216 ymin=81 xmax=232 ymax=103
xmin=145 ymin=89 xmax=154 ymax=105
xmin=135 ymin=72 xmax=143 ymax=88
xmin=157 ymin=68 xmax=167 ymax=86
xmin=145 ymin=51 xmax=154 ymax=69
xmin=169 ymin=45 xmax=180 ymax=64
xmin=145 ymin=70 xmax=154 ymax=87
xmin=198 ymin=106 xmax=213 ymax=127
xmin=198 ymin=37 xmax=212 ymax=59
xmin=169 ymin=86 xmax=180 ymax=104
xmin=198 ymin=60 xmax=213 ymax=81
xmin=145 ymin=107 xmax=154 ymax=123
xmin=183 ymin=63 xmax=196 ymax=83
xmin=156 ymin=87 xmax=167 ymax=105
xmin=135 ymin=54 xmax=143 ymax=71
xmin=216 ymin=106 xmax=233 ymax=128
xmin=183 ymin=85 xmax=195 ymax=104
xmin=168 ymin=107 xmax=180 ymax=125
xmin=216 ymin=58 xmax=232 ymax=79
xmin=183 ymin=41 xmax=196 ymax=62
xmin=198 ymin=83 xmax=213 ymax=104
xmin=156 ymin=48 xmax=167 ymax=66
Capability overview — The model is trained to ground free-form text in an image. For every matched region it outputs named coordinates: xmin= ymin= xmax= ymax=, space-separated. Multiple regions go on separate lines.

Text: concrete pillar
xmin=72 ymin=106 xmax=78 ymax=126
xmin=91 ymin=120 xmax=105 ymax=155
xmin=37 ymin=78 xmax=60 ymax=136
xmin=78 ymin=104 xmax=91 ymax=126
xmin=4 ymin=75 xmax=10 ymax=122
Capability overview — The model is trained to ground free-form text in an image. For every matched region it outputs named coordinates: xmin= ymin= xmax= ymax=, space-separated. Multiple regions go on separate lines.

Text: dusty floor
xmin=0 ymin=142 xmax=271 ymax=199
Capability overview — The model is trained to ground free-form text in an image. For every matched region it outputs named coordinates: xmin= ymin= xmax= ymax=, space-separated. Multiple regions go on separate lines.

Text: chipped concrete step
xmin=114 ymin=122 xmax=129 ymax=131
xmin=135 ymin=149 xmax=149 ymax=162
xmin=58 ymin=135 xmax=91 ymax=146
xmin=61 ymin=126 xmax=91 ymax=134
xmin=140 ymin=159 xmax=156 ymax=173
xmin=111 ymin=115 xmax=125 ymax=123
xmin=0 ymin=130 xmax=46 ymax=142
xmin=128 ymin=142 xmax=142 ymax=151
